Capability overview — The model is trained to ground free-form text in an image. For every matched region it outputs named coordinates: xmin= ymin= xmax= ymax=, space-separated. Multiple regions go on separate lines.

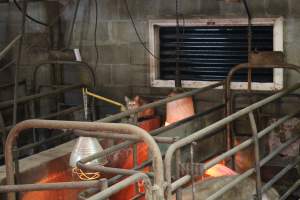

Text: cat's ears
xmin=124 ymin=96 xmax=131 ymax=104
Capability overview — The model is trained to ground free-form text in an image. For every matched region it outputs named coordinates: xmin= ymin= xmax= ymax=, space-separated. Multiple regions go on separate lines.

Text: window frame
xmin=149 ymin=17 xmax=284 ymax=91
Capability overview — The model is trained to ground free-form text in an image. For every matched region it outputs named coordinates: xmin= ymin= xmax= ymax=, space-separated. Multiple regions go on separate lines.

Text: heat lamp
xmin=69 ymin=88 xmax=107 ymax=181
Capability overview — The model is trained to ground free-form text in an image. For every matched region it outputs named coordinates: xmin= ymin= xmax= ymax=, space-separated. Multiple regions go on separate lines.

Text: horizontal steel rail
xmin=0 ymin=84 xmax=83 ymax=109
xmin=32 ymin=60 xmax=96 ymax=91
xmin=3 ymin=119 xmax=164 ymax=200
xmin=86 ymin=173 xmax=153 ymax=200
xmin=164 ymin=82 xmax=300 ymax=200
xmin=207 ymin=134 xmax=300 ymax=200
xmin=0 ymin=180 xmax=102 ymax=193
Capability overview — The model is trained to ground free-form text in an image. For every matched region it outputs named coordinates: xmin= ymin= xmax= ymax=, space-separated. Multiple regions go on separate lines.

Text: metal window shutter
xmin=159 ymin=26 xmax=274 ymax=82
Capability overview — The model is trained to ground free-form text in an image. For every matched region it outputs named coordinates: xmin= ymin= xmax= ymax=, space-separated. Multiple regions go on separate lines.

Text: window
xmin=149 ymin=18 xmax=284 ymax=91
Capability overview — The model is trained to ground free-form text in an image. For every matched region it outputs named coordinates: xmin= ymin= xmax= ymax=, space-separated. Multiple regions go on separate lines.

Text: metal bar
xmin=248 ymin=111 xmax=262 ymax=200
xmin=207 ymin=135 xmax=300 ymax=200
xmin=175 ymin=150 xmax=182 ymax=200
xmin=75 ymin=130 xmax=177 ymax=144
xmin=66 ymin=0 xmax=81 ymax=47
xmin=77 ymin=162 xmax=142 ymax=176
xmin=262 ymin=157 xmax=300 ymax=193
xmin=0 ymin=80 xmax=26 ymax=90
xmin=0 ymin=35 xmax=21 ymax=61
xmin=190 ymin=143 xmax=196 ymax=200
xmin=86 ymin=173 xmax=153 ymax=200
xmin=280 ymin=180 xmax=300 ymax=200
xmin=203 ymin=107 xmax=300 ymax=171
xmin=165 ymin=82 xmax=300 ymax=194
xmin=98 ymin=82 xmax=223 ymax=122
xmin=0 ymin=180 xmax=102 ymax=193
xmin=78 ymin=103 xmax=224 ymax=165
xmin=4 ymin=120 xmax=164 ymax=200
xmin=0 ymin=84 xmax=83 ymax=109
xmin=207 ymin=169 xmax=255 ymax=200
xmin=171 ymin=175 xmax=191 ymax=192
xmin=32 ymin=61 xmax=95 ymax=91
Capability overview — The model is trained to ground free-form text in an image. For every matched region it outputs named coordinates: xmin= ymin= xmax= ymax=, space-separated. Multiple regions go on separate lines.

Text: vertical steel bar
xmin=190 ymin=142 xmax=196 ymax=200
xmin=66 ymin=0 xmax=81 ymax=47
xmin=175 ymin=149 xmax=182 ymax=200
xmin=248 ymin=111 xmax=262 ymax=200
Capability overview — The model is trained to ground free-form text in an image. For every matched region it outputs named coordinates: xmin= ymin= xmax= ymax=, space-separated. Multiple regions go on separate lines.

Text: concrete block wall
xmin=2 ymin=0 xmax=300 ymax=103
xmin=56 ymin=0 xmax=300 ymax=103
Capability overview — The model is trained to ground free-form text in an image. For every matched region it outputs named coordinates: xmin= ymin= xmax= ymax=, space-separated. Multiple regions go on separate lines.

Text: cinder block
xmin=95 ymin=64 xmax=112 ymax=86
xmin=111 ymin=64 xmax=131 ymax=86
xmin=99 ymin=0 xmax=121 ymax=20
xmin=159 ymin=0 xmax=176 ymax=16
xmin=99 ymin=44 xmax=130 ymax=64
xmin=129 ymin=43 xmax=148 ymax=65
xmin=110 ymin=21 xmax=147 ymax=43
xmin=129 ymin=65 xmax=148 ymax=86
xmin=289 ymin=0 xmax=300 ymax=17
xmin=265 ymin=0 xmax=289 ymax=16
xmin=119 ymin=0 xmax=160 ymax=20
xmin=200 ymin=0 xmax=220 ymax=16
xmin=219 ymin=1 xmax=245 ymax=16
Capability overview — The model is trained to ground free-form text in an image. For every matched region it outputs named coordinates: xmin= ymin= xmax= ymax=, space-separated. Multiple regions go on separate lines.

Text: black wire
xmin=94 ymin=0 xmax=99 ymax=66
xmin=13 ymin=0 xmax=48 ymax=27
xmin=123 ymin=0 xmax=160 ymax=60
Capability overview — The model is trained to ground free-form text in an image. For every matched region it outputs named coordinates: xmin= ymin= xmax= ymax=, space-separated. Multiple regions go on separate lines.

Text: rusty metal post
xmin=248 ymin=111 xmax=262 ymax=200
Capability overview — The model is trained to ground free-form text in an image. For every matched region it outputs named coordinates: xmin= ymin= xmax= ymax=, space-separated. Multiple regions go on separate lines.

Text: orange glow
xmin=22 ymin=170 xmax=82 ymax=200
xmin=72 ymin=167 xmax=100 ymax=181
xmin=205 ymin=164 xmax=237 ymax=178
xmin=165 ymin=94 xmax=195 ymax=126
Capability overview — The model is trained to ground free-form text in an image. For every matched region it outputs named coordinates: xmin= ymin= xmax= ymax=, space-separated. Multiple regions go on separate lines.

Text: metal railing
xmin=164 ymin=82 xmax=300 ymax=200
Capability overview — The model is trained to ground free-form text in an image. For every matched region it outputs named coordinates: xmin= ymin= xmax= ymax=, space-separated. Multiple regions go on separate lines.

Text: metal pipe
xmin=0 ymin=84 xmax=83 ymax=109
xmin=98 ymin=82 xmax=223 ymax=122
xmin=86 ymin=173 xmax=153 ymax=200
xmin=203 ymin=107 xmax=300 ymax=170
xmin=171 ymin=175 xmax=191 ymax=192
xmin=207 ymin=135 xmax=300 ymax=200
xmin=32 ymin=61 xmax=95 ymax=90
xmin=248 ymin=111 xmax=262 ymax=200
xmin=66 ymin=0 xmax=81 ymax=47
xmin=0 ymin=180 xmax=102 ymax=193
xmin=13 ymin=0 xmax=27 ymax=126
xmin=225 ymin=63 xmax=300 ymax=157
xmin=207 ymin=169 xmax=255 ymax=200
xmin=262 ymin=157 xmax=300 ymax=193
xmin=75 ymin=130 xmax=177 ymax=144
xmin=165 ymin=82 xmax=300 ymax=199
xmin=0 ymin=35 xmax=21 ymax=61
xmin=79 ymin=103 xmax=224 ymax=165
xmin=280 ymin=180 xmax=300 ymax=200
xmin=77 ymin=162 xmax=142 ymax=176
xmin=4 ymin=119 xmax=164 ymax=200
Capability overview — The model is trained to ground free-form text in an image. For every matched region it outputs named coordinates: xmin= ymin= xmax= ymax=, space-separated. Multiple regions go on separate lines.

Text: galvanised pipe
xmin=86 ymin=173 xmax=153 ymax=200
xmin=207 ymin=134 xmax=300 ymax=200
xmin=78 ymin=103 xmax=225 ymax=165
xmin=0 ymin=180 xmax=102 ymax=193
xmin=0 ymin=35 xmax=21 ymax=61
xmin=164 ymin=82 xmax=300 ymax=200
xmin=98 ymin=82 xmax=223 ymax=123
xmin=75 ymin=130 xmax=178 ymax=144
xmin=171 ymin=175 xmax=191 ymax=192
xmin=77 ymin=162 xmax=142 ymax=176
xmin=4 ymin=120 xmax=164 ymax=200
xmin=203 ymin=107 xmax=300 ymax=171
xmin=280 ymin=180 xmax=300 ymax=200
xmin=32 ymin=60 xmax=96 ymax=90
xmin=0 ymin=84 xmax=83 ymax=109
xmin=262 ymin=157 xmax=300 ymax=193
xmin=224 ymin=63 xmax=300 ymax=157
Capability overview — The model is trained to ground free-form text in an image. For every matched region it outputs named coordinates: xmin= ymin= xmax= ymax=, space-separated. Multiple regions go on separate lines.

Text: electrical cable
xmin=13 ymin=0 xmax=48 ymax=27
xmin=94 ymin=0 xmax=99 ymax=67
xmin=123 ymin=0 xmax=160 ymax=60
